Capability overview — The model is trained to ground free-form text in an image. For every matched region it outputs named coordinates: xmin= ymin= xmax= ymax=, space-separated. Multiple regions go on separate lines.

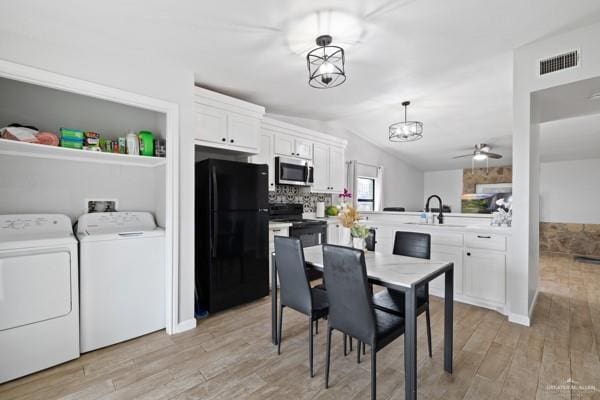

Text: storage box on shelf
xmin=194 ymin=86 xmax=265 ymax=153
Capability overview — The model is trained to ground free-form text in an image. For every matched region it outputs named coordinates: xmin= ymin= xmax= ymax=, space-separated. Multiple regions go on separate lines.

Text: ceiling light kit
xmin=388 ymin=101 xmax=424 ymax=142
xmin=306 ymin=34 xmax=346 ymax=89
xmin=453 ymin=143 xmax=503 ymax=172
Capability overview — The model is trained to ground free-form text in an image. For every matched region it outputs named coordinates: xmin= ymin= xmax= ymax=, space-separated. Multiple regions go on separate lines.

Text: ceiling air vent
xmin=539 ymin=50 xmax=579 ymax=76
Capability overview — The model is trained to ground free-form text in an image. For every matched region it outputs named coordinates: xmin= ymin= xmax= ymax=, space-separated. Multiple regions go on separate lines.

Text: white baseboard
xmin=508 ymin=313 xmax=530 ymax=326
xmin=528 ymin=289 xmax=539 ymax=320
xmin=174 ymin=318 xmax=197 ymax=334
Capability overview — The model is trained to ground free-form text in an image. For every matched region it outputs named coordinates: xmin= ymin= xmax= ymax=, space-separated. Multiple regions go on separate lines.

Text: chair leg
xmin=350 ymin=337 xmax=353 ymax=352
xmin=344 ymin=334 xmax=348 ymax=356
xmin=357 ymin=341 xmax=361 ymax=364
xmin=426 ymin=304 xmax=432 ymax=358
xmin=309 ymin=317 xmax=314 ymax=377
xmin=277 ymin=304 xmax=284 ymax=355
xmin=363 ymin=341 xmax=366 ymax=355
xmin=315 ymin=318 xmax=319 ymax=335
xmin=371 ymin=348 xmax=377 ymax=400
xmin=325 ymin=326 xmax=332 ymax=389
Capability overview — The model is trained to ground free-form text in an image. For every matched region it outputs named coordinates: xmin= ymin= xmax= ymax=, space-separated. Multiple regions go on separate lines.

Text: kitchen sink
xmin=403 ymin=222 xmax=467 ymax=228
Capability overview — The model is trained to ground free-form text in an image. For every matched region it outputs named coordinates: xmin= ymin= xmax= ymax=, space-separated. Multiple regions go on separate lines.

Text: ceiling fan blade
xmin=481 ymin=151 xmax=503 ymax=159
xmin=452 ymin=154 xmax=474 ymax=159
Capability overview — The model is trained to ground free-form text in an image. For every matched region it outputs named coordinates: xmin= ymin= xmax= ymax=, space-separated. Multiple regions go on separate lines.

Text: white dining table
xmin=270 ymin=245 xmax=454 ymax=400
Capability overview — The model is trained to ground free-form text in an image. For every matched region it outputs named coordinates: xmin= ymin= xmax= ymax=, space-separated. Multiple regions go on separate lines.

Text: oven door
xmin=288 ymin=224 xmax=327 ymax=248
xmin=275 ymin=157 xmax=313 ymax=186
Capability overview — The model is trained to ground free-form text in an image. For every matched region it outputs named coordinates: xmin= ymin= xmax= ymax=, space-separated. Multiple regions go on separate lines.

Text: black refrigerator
xmin=195 ymin=159 xmax=269 ymax=314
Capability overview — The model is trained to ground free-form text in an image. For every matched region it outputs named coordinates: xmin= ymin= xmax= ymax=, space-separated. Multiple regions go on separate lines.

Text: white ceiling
xmin=2 ymin=0 xmax=600 ymax=170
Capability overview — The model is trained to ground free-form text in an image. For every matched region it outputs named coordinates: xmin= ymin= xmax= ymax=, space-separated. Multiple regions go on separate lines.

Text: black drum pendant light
xmin=388 ymin=101 xmax=424 ymax=142
xmin=306 ymin=34 xmax=346 ymax=89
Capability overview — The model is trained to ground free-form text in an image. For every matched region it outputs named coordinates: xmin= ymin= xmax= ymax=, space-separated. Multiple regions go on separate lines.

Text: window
xmin=356 ymin=177 xmax=375 ymax=211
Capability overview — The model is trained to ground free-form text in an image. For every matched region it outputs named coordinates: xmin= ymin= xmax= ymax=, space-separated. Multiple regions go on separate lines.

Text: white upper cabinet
xmin=312 ymin=143 xmax=331 ymax=192
xmin=329 ymin=146 xmax=345 ymax=193
xmin=262 ymin=117 xmax=347 ymax=191
xmin=194 ymin=87 xmax=265 ymax=153
xmin=249 ymin=129 xmax=275 ymax=191
xmin=274 ymin=133 xmax=313 ymax=159
xmin=312 ymin=142 xmax=345 ymax=193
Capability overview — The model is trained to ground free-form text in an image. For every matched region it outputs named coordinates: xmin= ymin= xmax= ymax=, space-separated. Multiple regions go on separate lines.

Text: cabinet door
xmin=463 ymin=249 xmax=505 ymax=305
xmin=312 ymin=143 xmax=331 ymax=192
xmin=274 ymin=133 xmax=295 ymax=157
xmin=327 ymin=223 xmax=340 ymax=245
xmin=196 ymin=105 xmax=227 ymax=144
xmin=429 ymin=244 xmax=463 ymax=295
xmin=294 ymin=138 xmax=313 ymax=159
xmin=227 ymin=113 xmax=260 ymax=151
xmin=250 ymin=131 xmax=275 ymax=191
xmin=329 ymin=146 xmax=345 ymax=193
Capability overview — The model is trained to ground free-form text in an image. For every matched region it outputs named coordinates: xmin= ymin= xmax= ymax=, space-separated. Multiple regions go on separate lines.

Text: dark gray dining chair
xmin=371 ymin=231 xmax=433 ymax=357
xmin=274 ymin=236 xmax=328 ymax=377
xmin=322 ymin=244 xmax=405 ymax=400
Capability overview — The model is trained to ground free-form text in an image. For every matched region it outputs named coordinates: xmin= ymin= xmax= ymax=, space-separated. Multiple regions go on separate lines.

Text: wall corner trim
xmin=175 ymin=319 xmax=197 ymax=334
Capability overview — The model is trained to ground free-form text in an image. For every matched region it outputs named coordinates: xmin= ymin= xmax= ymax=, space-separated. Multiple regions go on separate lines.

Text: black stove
xmin=269 ymin=203 xmax=327 ymax=228
xmin=269 ymin=203 xmax=327 ymax=281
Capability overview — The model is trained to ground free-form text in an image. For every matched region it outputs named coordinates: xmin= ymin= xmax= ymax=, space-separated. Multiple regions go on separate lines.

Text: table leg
xmin=404 ymin=286 xmax=417 ymax=400
xmin=271 ymin=252 xmax=278 ymax=345
xmin=444 ymin=264 xmax=454 ymax=373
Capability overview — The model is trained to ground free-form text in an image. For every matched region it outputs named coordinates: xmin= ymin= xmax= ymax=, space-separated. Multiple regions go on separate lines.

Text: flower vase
xmin=352 ymin=237 xmax=366 ymax=250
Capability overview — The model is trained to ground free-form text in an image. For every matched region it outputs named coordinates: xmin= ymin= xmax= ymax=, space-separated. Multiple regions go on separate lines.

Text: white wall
xmin=266 ymin=113 xmax=425 ymax=211
xmin=513 ymin=20 xmax=600 ymax=325
xmin=0 ymin=31 xmax=196 ymax=326
xmin=423 ymin=169 xmax=463 ymax=213
xmin=0 ymin=155 xmax=158 ymax=222
xmin=540 ymin=158 xmax=600 ymax=224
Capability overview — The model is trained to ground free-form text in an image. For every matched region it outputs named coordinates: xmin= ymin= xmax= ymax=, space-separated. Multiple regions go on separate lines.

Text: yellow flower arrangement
xmin=338 ymin=205 xmax=359 ymax=228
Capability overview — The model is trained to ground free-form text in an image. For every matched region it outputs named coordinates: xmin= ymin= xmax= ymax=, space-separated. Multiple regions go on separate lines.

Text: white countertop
xmin=360 ymin=211 xmax=492 ymax=219
xmin=268 ymin=221 xmax=292 ymax=230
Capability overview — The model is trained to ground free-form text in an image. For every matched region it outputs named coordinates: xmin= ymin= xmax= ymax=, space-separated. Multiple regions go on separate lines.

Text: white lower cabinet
xmin=463 ymin=249 xmax=506 ymax=306
xmin=269 ymin=226 xmax=289 ymax=287
xmin=429 ymin=244 xmax=463 ymax=295
xmin=326 ymin=223 xmax=350 ymax=246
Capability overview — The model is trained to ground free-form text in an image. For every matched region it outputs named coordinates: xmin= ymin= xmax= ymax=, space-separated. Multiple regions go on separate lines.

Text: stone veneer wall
xmin=462 ymin=166 xmax=512 ymax=194
xmin=268 ymin=185 xmax=334 ymax=213
xmin=540 ymin=223 xmax=600 ymax=258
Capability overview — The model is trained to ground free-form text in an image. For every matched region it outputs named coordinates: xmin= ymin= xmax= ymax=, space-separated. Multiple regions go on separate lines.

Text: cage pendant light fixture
xmin=306 ymin=34 xmax=346 ymax=89
xmin=389 ymin=101 xmax=423 ymax=142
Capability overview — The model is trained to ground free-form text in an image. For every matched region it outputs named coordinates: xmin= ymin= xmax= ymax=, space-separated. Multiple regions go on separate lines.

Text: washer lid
xmin=0 ymin=214 xmax=74 ymax=243
xmin=77 ymin=211 xmax=159 ymax=236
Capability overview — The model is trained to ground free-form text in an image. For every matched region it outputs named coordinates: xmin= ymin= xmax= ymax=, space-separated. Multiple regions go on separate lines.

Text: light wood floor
xmin=2 ymin=253 xmax=600 ymax=399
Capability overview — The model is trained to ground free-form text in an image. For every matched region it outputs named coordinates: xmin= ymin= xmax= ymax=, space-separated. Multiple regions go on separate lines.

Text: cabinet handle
xmin=221 ymin=138 xmax=226 ymax=142
xmin=477 ymin=235 xmax=491 ymax=239
xmin=272 ymin=229 xmax=281 ymax=232
xmin=466 ymin=252 xmax=471 ymax=256
xmin=291 ymin=152 xmax=294 ymax=155
xmin=270 ymin=183 xmax=274 ymax=186
xmin=230 ymin=139 xmax=234 ymax=143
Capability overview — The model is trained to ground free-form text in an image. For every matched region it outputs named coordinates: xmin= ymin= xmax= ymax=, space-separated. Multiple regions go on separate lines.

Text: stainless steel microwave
xmin=275 ymin=157 xmax=314 ymax=186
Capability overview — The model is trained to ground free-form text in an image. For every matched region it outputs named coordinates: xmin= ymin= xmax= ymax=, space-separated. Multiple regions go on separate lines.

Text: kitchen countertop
xmin=269 ymin=221 xmax=292 ymax=230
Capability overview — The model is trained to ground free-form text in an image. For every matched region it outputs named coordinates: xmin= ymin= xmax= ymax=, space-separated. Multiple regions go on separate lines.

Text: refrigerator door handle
xmin=211 ymin=166 xmax=218 ymax=257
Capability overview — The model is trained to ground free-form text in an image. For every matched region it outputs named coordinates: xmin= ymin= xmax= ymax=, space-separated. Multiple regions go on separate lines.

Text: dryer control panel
xmin=77 ymin=212 xmax=157 ymax=235
xmin=0 ymin=214 xmax=73 ymax=241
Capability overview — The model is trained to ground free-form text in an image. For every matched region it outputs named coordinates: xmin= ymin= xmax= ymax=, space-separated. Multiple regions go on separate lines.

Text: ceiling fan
xmin=453 ymin=143 xmax=502 ymax=160
xmin=453 ymin=144 xmax=502 ymax=172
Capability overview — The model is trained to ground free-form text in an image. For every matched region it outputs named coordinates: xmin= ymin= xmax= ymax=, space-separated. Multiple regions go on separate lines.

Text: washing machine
xmin=77 ymin=211 xmax=165 ymax=352
xmin=0 ymin=214 xmax=79 ymax=383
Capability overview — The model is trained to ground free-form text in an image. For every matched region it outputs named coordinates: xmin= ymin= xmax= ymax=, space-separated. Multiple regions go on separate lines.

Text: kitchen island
xmin=325 ymin=211 xmax=511 ymax=317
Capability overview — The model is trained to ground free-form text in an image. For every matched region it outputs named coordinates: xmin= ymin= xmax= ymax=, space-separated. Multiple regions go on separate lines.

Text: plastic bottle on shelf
xmin=126 ymin=131 xmax=139 ymax=155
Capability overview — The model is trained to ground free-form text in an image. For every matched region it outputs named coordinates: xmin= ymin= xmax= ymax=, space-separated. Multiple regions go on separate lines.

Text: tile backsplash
xmin=268 ymin=185 xmax=334 ymax=213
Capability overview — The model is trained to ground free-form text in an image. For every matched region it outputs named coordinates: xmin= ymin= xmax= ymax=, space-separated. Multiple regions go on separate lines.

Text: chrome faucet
xmin=425 ymin=195 xmax=444 ymax=224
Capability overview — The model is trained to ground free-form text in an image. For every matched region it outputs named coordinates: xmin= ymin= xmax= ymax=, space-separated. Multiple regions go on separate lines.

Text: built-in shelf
xmin=0 ymin=139 xmax=166 ymax=168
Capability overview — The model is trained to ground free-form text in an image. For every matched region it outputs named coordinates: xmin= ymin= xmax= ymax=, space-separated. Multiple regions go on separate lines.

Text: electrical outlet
xmin=86 ymin=199 xmax=119 ymax=213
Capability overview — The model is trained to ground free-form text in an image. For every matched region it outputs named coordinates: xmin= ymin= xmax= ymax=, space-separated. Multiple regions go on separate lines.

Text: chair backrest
xmin=392 ymin=231 xmax=431 ymax=259
xmin=322 ymin=244 xmax=376 ymax=345
xmin=274 ymin=236 xmax=312 ymax=314
xmin=365 ymin=228 xmax=376 ymax=251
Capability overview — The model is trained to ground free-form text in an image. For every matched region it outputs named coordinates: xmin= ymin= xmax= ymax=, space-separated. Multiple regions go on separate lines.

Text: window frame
xmin=356 ymin=177 xmax=376 ymax=211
